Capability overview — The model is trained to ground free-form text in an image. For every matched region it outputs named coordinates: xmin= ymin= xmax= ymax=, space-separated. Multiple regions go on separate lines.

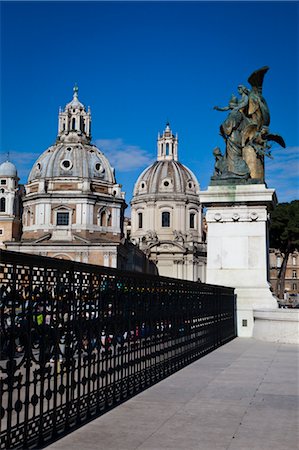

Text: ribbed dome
xmin=133 ymin=160 xmax=200 ymax=196
xmin=0 ymin=161 xmax=17 ymax=177
xmin=28 ymin=142 xmax=115 ymax=183
xmin=28 ymin=87 xmax=116 ymax=185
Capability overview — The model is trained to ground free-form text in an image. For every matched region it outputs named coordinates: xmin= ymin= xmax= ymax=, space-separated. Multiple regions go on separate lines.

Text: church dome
xmin=134 ymin=160 xmax=199 ymax=196
xmin=28 ymin=142 xmax=115 ymax=183
xmin=28 ymin=86 xmax=115 ymax=184
xmin=133 ymin=123 xmax=200 ymax=197
xmin=0 ymin=161 xmax=17 ymax=177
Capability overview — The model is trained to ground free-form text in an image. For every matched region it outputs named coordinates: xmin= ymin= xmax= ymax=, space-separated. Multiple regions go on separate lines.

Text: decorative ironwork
xmin=0 ymin=250 xmax=236 ymax=449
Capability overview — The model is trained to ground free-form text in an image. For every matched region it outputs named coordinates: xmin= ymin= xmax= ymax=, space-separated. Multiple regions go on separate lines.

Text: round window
xmin=188 ymin=182 xmax=193 ymax=189
xmin=36 ymin=163 xmax=41 ymax=170
xmin=67 ymin=147 xmax=72 ymax=151
xmin=164 ymin=181 xmax=169 ymax=187
xmin=60 ymin=159 xmax=72 ymax=170
xmin=141 ymin=182 xmax=145 ymax=188
xmin=95 ymin=163 xmax=101 ymax=171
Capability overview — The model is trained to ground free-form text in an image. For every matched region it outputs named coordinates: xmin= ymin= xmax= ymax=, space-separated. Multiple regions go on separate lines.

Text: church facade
xmin=1 ymin=88 xmax=131 ymax=269
xmin=130 ymin=124 xmax=206 ymax=281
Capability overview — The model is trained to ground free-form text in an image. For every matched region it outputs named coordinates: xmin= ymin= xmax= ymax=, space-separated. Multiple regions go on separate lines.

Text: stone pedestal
xmin=199 ymin=183 xmax=278 ymax=337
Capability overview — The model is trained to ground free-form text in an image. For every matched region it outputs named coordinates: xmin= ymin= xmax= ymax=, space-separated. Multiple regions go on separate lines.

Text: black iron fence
xmin=0 ymin=250 xmax=236 ymax=449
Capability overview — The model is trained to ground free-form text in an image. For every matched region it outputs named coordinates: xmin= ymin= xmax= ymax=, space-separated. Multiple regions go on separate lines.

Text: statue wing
xmin=248 ymin=66 xmax=269 ymax=95
xmin=265 ymin=133 xmax=286 ymax=148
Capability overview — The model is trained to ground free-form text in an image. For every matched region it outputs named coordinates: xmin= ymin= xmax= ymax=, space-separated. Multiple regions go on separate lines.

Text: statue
xmin=173 ymin=230 xmax=184 ymax=242
xmin=145 ymin=230 xmax=158 ymax=243
xmin=212 ymin=67 xmax=285 ymax=183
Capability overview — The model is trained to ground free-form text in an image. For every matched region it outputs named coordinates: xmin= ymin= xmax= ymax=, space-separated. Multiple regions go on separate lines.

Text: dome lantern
xmin=157 ymin=122 xmax=178 ymax=162
xmin=57 ymin=85 xmax=91 ymax=143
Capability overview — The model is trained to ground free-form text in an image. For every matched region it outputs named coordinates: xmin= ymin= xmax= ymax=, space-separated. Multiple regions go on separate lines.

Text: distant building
xmin=130 ymin=123 xmax=206 ymax=281
xmin=269 ymin=249 xmax=299 ymax=304
xmin=0 ymin=161 xmax=23 ymax=247
xmin=1 ymin=87 xmax=152 ymax=272
xmin=1 ymin=91 xmax=208 ymax=279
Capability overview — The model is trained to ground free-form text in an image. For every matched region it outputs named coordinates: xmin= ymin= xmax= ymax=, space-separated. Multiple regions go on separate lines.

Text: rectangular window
xmin=292 ymin=270 xmax=297 ymax=279
xmin=189 ymin=213 xmax=195 ymax=229
xmin=138 ymin=212 xmax=143 ymax=229
xmin=0 ymin=179 xmax=6 ymax=185
xmin=242 ymin=319 xmax=247 ymax=327
xmin=57 ymin=212 xmax=69 ymax=226
xmin=293 ymin=256 xmax=297 ymax=266
xmin=162 ymin=211 xmax=170 ymax=228
xmin=276 ymin=256 xmax=281 ymax=268
xmin=0 ymin=229 xmax=3 ymax=235
xmin=292 ymin=283 xmax=297 ymax=291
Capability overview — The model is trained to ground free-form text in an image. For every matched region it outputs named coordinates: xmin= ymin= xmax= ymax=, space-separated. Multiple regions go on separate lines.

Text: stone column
xmin=200 ymin=183 xmax=278 ymax=337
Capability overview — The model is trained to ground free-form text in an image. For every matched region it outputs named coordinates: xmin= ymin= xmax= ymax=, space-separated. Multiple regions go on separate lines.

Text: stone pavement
xmin=47 ymin=338 xmax=299 ymax=450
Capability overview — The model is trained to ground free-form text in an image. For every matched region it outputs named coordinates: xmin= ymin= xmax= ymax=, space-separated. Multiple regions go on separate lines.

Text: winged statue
xmin=212 ymin=67 xmax=285 ymax=183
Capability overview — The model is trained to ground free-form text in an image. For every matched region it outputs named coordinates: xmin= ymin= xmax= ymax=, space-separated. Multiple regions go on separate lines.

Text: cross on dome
xmin=73 ymin=83 xmax=79 ymax=97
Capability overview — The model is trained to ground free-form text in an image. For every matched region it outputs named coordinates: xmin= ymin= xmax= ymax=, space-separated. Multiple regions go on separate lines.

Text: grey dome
xmin=28 ymin=142 xmax=115 ymax=183
xmin=0 ymin=161 xmax=17 ymax=177
xmin=133 ymin=160 xmax=200 ymax=197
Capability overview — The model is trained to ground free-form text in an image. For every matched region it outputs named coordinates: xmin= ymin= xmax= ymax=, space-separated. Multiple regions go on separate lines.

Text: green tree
xmin=269 ymin=200 xmax=299 ymax=299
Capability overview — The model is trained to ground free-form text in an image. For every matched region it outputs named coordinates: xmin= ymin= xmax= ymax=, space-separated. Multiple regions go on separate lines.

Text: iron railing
xmin=0 ymin=250 xmax=236 ymax=449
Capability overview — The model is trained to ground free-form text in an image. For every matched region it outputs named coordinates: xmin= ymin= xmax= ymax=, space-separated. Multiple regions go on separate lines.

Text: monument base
xmin=253 ymin=309 xmax=299 ymax=344
xmin=235 ymin=286 xmax=278 ymax=337
xmin=200 ymin=183 xmax=278 ymax=338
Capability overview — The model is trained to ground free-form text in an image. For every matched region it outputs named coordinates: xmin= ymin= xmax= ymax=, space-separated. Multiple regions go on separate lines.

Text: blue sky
xmin=1 ymin=1 xmax=298 ymax=211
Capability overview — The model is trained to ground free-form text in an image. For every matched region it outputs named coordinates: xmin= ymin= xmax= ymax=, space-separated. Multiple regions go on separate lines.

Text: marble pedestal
xmin=200 ymin=183 xmax=278 ymax=337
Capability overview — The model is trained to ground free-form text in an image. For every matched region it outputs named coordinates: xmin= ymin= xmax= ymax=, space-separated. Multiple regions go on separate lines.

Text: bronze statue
xmin=212 ymin=67 xmax=285 ymax=183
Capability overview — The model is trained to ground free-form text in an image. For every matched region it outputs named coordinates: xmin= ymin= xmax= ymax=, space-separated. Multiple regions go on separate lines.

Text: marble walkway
xmin=47 ymin=338 xmax=299 ymax=450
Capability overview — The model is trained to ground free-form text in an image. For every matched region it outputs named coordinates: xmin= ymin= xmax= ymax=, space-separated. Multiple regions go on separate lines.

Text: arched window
xmin=189 ymin=212 xmax=196 ymax=229
xmin=107 ymin=211 xmax=112 ymax=226
xmin=166 ymin=143 xmax=169 ymax=155
xmin=138 ymin=212 xmax=143 ymax=229
xmin=80 ymin=117 xmax=85 ymax=132
xmin=72 ymin=117 xmax=76 ymax=130
xmin=100 ymin=210 xmax=107 ymax=227
xmin=0 ymin=197 xmax=5 ymax=212
xmin=162 ymin=211 xmax=170 ymax=227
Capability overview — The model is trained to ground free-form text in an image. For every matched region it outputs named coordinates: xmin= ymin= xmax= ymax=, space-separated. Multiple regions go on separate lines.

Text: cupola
xmin=157 ymin=123 xmax=178 ymax=161
xmin=57 ymin=85 xmax=91 ymax=143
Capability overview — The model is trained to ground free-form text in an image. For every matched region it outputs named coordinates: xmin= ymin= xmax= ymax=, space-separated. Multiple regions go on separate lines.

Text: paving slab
xmin=47 ymin=338 xmax=299 ymax=450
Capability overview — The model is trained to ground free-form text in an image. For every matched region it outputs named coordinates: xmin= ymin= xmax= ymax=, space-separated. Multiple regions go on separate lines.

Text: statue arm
xmin=213 ymin=105 xmax=230 ymax=111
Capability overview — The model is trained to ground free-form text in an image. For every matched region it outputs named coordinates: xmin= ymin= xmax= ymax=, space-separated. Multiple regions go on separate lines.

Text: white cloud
xmin=95 ymin=138 xmax=154 ymax=172
xmin=266 ymin=146 xmax=299 ymax=202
